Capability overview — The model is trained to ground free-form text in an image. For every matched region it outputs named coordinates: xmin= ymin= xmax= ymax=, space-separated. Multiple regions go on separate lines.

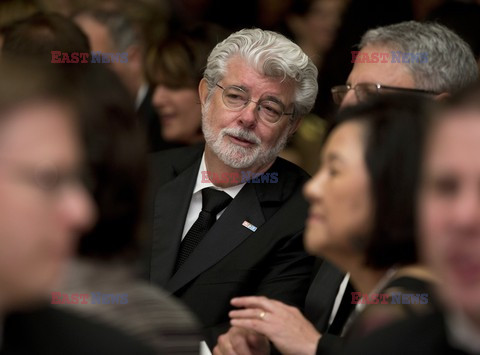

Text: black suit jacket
xmin=145 ymin=144 xmax=315 ymax=347
xmin=341 ymin=311 xmax=468 ymax=355
xmin=1 ymin=306 xmax=155 ymax=355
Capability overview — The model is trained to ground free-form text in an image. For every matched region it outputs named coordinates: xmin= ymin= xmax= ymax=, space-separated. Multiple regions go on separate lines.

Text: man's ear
xmin=434 ymin=92 xmax=450 ymax=101
xmin=288 ymin=116 xmax=303 ymax=136
xmin=198 ymin=78 xmax=209 ymax=105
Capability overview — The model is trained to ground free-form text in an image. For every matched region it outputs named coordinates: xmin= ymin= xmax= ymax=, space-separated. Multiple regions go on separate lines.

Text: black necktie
xmin=174 ymin=188 xmax=232 ymax=273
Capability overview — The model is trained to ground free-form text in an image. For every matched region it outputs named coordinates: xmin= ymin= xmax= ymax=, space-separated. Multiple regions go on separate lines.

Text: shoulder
xmin=342 ymin=312 xmax=447 ymax=355
xmin=150 ymin=143 xmax=204 ymax=168
xmin=3 ymin=306 xmax=155 ymax=355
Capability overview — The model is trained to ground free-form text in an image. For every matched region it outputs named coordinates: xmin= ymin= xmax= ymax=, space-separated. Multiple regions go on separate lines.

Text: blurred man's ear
xmin=198 ymin=78 xmax=209 ymax=105
xmin=434 ymin=92 xmax=450 ymax=101
xmin=288 ymin=116 xmax=303 ymax=136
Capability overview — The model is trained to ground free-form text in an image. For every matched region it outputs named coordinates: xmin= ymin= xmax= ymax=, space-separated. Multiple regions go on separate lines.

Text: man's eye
xmin=431 ymin=177 xmax=459 ymax=196
xmin=261 ymin=102 xmax=281 ymax=116
xmin=35 ymin=169 xmax=59 ymax=190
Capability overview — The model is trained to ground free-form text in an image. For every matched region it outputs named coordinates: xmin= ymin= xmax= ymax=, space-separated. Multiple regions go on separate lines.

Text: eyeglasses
xmin=216 ymin=84 xmax=294 ymax=124
xmin=331 ymin=83 xmax=438 ymax=105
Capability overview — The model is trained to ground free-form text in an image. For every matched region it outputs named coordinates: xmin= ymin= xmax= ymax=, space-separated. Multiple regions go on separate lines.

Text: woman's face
xmin=303 ymin=121 xmax=374 ymax=265
xmin=152 ymin=84 xmax=202 ymax=144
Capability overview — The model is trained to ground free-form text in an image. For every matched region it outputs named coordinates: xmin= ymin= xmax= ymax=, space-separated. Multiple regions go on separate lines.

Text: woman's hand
xmin=229 ymin=296 xmax=321 ymax=355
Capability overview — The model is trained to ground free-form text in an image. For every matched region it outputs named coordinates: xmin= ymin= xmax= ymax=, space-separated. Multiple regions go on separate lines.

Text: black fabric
xmin=340 ymin=311 xmax=469 ymax=355
xmin=1 ymin=306 xmax=155 ymax=355
xmin=174 ymin=188 xmax=232 ymax=272
xmin=327 ymin=281 xmax=356 ymax=336
xmin=305 ymin=261 xmax=347 ymax=333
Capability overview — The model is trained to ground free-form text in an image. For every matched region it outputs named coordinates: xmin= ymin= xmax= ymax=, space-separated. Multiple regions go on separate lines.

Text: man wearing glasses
xmin=145 ymin=28 xmax=318 ymax=349
xmin=332 ymin=21 xmax=477 ymax=109
xmin=303 ymin=19 xmax=479 ymax=355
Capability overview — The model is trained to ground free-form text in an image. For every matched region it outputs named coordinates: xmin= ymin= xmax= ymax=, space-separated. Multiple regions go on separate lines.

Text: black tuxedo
xmin=341 ymin=311 xmax=469 ymax=355
xmin=145 ymin=144 xmax=315 ymax=347
xmin=1 ymin=306 xmax=154 ymax=355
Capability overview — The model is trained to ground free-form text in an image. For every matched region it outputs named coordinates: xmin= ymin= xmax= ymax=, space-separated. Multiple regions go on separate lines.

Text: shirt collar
xmin=193 ymin=152 xmax=245 ymax=199
xmin=446 ymin=309 xmax=480 ymax=353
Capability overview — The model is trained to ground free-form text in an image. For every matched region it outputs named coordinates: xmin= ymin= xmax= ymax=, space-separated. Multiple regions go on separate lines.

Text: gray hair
xmin=76 ymin=10 xmax=139 ymax=52
xmin=360 ymin=21 xmax=478 ymax=94
xmin=203 ymin=28 xmax=318 ymax=119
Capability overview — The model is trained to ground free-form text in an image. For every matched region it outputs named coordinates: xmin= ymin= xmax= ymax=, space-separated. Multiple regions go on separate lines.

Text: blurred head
xmin=0 ymin=61 xmax=95 ymax=310
xmin=73 ymin=9 xmax=144 ymax=96
xmin=199 ymin=28 xmax=318 ymax=170
xmin=304 ymin=94 xmax=431 ymax=270
xmin=286 ymin=0 xmax=347 ymax=54
xmin=63 ymin=64 xmax=148 ymax=262
xmin=418 ymin=84 xmax=480 ymax=325
xmin=1 ymin=11 xmax=90 ymax=62
xmin=334 ymin=21 xmax=478 ymax=108
xmin=147 ymin=23 xmax=229 ymax=145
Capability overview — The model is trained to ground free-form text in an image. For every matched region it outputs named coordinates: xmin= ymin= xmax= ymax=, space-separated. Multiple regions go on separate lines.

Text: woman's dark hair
xmin=2 ymin=11 xmax=90 ymax=60
xmin=328 ymin=94 xmax=434 ymax=269
xmin=64 ymin=64 xmax=148 ymax=261
xmin=146 ymin=22 xmax=230 ymax=89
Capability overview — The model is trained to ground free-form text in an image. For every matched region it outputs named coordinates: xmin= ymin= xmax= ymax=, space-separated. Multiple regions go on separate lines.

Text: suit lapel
xmin=149 ymin=159 xmax=200 ymax=287
xmin=165 ymin=182 xmax=265 ymax=293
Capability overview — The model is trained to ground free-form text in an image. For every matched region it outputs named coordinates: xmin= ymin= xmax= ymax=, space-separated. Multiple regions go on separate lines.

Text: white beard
xmin=201 ymin=102 xmax=290 ymax=169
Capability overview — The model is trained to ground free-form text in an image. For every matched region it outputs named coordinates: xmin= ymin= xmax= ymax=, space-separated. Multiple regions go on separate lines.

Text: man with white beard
xmin=144 ymin=28 xmax=318 ymax=350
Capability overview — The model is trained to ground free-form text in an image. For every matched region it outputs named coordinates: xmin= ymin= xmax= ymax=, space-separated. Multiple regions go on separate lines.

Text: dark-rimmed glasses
xmin=331 ymin=83 xmax=438 ymax=105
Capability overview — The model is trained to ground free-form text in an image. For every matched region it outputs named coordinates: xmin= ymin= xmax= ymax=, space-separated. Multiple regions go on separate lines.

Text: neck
xmin=204 ymin=146 xmax=275 ymax=188
xmin=347 ymin=259 xmax=387 ymax=294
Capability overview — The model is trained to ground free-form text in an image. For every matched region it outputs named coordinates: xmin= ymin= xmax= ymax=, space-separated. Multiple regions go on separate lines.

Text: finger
xmin=230 ymin=296 xmax=276 ymax=312
xmin=230 ymin=330 xmax=256 ymax=355
xmin=231 ymin=318 xmax=274 ymax=338
xmin=229 ymin=308 xmax=266 ymax=320
xmin=215 ymin=334 xmax=239 ymax=355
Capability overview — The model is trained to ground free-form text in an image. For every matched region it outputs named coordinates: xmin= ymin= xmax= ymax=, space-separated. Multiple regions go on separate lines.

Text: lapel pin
xmin=242 ymin=220 xmax=257 ymax=232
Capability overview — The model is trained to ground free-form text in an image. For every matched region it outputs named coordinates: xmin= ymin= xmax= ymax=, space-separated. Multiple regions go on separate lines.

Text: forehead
xmin=0 ymin=101 xmax=78 ymax=158
xmin=324 ymin=121 xmax=366 ymax=160
xmin=425 ymin=110 xmax=480 ymax=169
xmin=222 ymin=56 xmax=296 ymax=98
xmin=347 ymin=45 xmax=416 ymax=87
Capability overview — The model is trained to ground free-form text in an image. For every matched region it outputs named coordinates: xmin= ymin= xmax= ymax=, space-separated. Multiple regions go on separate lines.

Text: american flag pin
xmin=242 ymin=220 xmax=257 ymax=232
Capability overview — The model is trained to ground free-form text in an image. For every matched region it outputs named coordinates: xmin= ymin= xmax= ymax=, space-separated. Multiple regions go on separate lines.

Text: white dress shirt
xmin=181 ymin=153 xmax=246 ymax=241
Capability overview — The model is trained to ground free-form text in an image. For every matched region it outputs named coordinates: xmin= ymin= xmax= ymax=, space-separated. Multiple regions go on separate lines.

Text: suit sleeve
xmin=255 ymin=230 xmax=315 ymax=311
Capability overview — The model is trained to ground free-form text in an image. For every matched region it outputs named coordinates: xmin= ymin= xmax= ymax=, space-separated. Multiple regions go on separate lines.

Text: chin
xmin=303 ymin=230 xmax=326 ymax=257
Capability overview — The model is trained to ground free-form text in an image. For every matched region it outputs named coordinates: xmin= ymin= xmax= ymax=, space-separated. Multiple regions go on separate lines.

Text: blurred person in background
xmin=311 ymin=21 xmax=479 ymax=336
xmin=54 ymin=63 xmax=201 ymax=355
xmin=1 ymin=11 xmax=90 ymax=60
xmin=73 ymin=7 xmax=167 ymax=152
xmin=279 ymin=0 xmax=349 ymax=175
xmin=146 ymin=22 xmax=230 ymax=148
xmin=341 ymin=82 xmax=480 ymax=355
xmin=0 ymin=59 xmax=156 ymax=355
xmin=215 ymin=94 xmax=438 ymax=355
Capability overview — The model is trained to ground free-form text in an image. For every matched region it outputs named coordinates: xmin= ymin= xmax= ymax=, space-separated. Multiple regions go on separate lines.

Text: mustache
xmin=221 ymin=127 xmax=261 ymax=145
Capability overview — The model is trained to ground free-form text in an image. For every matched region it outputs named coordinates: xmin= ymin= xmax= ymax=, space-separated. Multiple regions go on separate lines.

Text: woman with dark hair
xmin=214 ymin=94 xmax=438 ymax=355
xmin=146 ymin=22 xmax=230 ymax=147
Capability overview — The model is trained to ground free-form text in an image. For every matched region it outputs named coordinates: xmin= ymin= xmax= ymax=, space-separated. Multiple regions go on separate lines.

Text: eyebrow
xmin=229 ymin=84 xmax=286 ymax=107
xmin=325 ymin=152 xmax=344 ymax=164
xmin=320 ymin=152 xmax=344 ymax=166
